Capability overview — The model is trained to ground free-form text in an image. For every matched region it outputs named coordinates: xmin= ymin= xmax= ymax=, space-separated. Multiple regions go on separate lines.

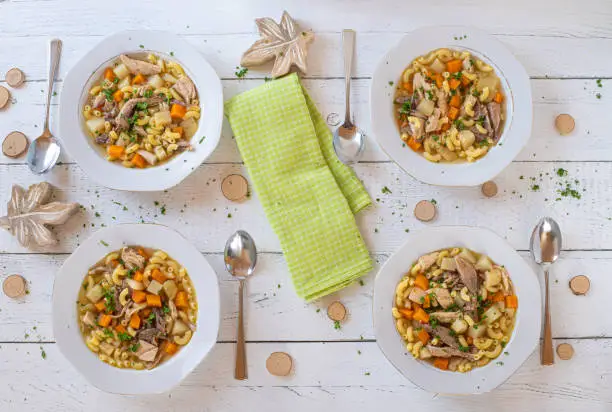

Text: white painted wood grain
xmin=1 ymin=0 xmax=611 ymax=38
xmin=0 ymin=251 xmax=609 ymax=342
xmin=0 ymin=161 xmax=610 ymax=254
xmin=0 ymin=78 xmax=608 ymax=167
xmin=1 ymin=34 xmax=611 ymax=82
xmin=0 ymin=340 xmax=610 ymax=412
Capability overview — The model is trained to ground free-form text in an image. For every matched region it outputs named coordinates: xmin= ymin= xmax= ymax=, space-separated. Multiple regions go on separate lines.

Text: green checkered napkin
xmin=224 ymin=73 xmax=372 ymax=301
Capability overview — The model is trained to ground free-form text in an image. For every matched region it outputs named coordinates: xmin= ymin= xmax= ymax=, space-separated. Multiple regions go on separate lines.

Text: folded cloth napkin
xmin=225 ymin=73 xmax=372 ymax=301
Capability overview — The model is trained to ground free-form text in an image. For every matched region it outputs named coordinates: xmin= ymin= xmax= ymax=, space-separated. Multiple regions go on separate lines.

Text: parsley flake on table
xmin=333 ymin=320 xmax=341 ymax=330
xmin=381 ymin=186 xmax=392 ymax=194
xmin=100 ymin=240 xmax=109 ymax=247
xmin=199 ymin=136 xmax=206 ymax=144
xmin=40 ymin=346 xmax=47 ymax=360
xmin=556 ymin=168 xmax=568 ymax=177
xmin=235 ymin=66 xmax=248 ymax=78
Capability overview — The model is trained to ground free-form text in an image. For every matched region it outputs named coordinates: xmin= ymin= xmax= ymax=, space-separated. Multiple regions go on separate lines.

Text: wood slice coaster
xmin=3 ymin=274 xmax=27 ymax=298
xmin=221 ymin=174 xmax=249 ymax=202
xmin=5 ymin=68 xmax=25 ymax=88
xmin=556 ymin=343 xmax=574 ymax=360
xmin=2 ymin=131 xmax=29 ymax=158
xmin=569 ymin=275 xmax=590 ymax=295
xmin=481 ymin=181 xmax=498 ymax=198
xmin=414 ymin=200 xmax=436 ymax=222
xmin=327 ymin=301 xmax=347 ymax=322
xmin=555 ymin=114 xmax=575 ymax=135
xmin=266 ymin=352 xmax=293 ymax=376
xmin=0 ymin=86 xmax=10 ymax=109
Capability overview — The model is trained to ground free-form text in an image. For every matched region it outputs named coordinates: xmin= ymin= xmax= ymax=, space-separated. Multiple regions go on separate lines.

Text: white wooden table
xmin=1 ymin=1 xmax=611 ymax=411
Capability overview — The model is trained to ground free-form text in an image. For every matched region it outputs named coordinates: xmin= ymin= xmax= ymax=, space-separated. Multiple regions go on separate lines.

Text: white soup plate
xmin=373 ymin=226 xmax=541 ymax=394
xmin=370 ymin=26 xmax=532 ymax=186
xmin=53 ymin=224 xmax=220 ymax=394
xmin=59 ymin=30 xmax=223 ymax=191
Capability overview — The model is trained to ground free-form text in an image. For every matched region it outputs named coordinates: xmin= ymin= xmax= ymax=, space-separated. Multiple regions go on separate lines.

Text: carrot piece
xmin=449 ymin=78 xmax=461 ymax=90
xmin=493 ymin=92 xmax=504 ymax=104
xmin=131 ymin=153 xmax=147 ymax=169
xmin=170 ymin=103 xmax=187 ymax=120
xmin=449 ymin=95 xmax=462 ymax=108
xmin=110 ymin=259 xmax=119 ymax=268
xmin=98 ymin=314 xmax=112 ymax=327
xmin=402 ymin=81 xmax=414 ymax=93
xmin=446 ymin=59 xmax=463 ymax=73
xmin=94 ymin=301 xmax=106 ymax=312
xmin=164 ymin=342 xmax=179 ymax=355
xmin=505 ymin=295 xmax=518 ymax=309
xmin=146 ymin=294 xmax=162 ymax=308
xmin=107 ymin=145 xmax=124 ymax=158
xmin=133 ymin=271 xmax=144 ymax=282
xmin=422 ymin=294 xmax=431 ymax=309
xmin=466 ymin=336 xmax=474 ymax=345
xmin=461 ymin=76 xmax=471 ymax=87
xmin=406 ymin=137 xmax=422 ymax=152
xmin=132 ymin=290 xmax=146 ymax=303
xmin=112 ymin=90 xmax=124 ymax=103
xmin=129 ymin=313 xmax=141 ymax=329
xmin=151 ymin=269 xmax=166 ymax=284
xmin=175 ymin=291 xmax=189 ymax=309
xmin=448 ymin=106 xmax=459 ymax=121
xmin=398 ymin=308 xmax=414 ymax=319
xmin=137 ymin=248 xmax=148 ymax=258
xmin=417 ymin=328 xmax=430 ymax=345
xmin=414 ymin=274 xmax=429 ymax=291
xmin=141 ymin=309 xmax=151 ymax=318
xmin=413 ymin=306 xmax=430 ymax=324
xmin=104 ymin=67 xmax=116 ymax=82
xmin=433 ymin=74 xmax=444 ymax=88
xmin=115 ymin=325 xmax=127 ymax=334
xmin=433 ymin=357 xmax=450 ymax=370
xmin=132 ymin=74 xmax=146 ymax=85
xmin=490 ymin=291 xmax=505 ymax=302
xmin=440 ymin=122 xmax=451 ymax=132
xmin=171 ymin=126 xmax=184 ymax=136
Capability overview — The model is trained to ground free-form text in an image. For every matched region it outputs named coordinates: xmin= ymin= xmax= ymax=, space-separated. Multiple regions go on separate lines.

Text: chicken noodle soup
xmin=393 ymin=247 xmax=517 ymax=372
xmin=394 ymin=48 xmax=506 ymax=163
xmin=83 ymin=54 xmax=200 ymax=168
xmin=77 ymin=246 xmax=197 ymax=370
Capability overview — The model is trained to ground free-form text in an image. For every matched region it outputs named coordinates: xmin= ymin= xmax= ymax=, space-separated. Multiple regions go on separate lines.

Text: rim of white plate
xmin=52 ymin=223 xmax=220 ymax=394
xmin=373 ymin=226 xmax=541 ymax=394
xmin=370 ymin=26 xmax=532 ymax=187
xmin=59 ymin=30 xmax=223 ymax=191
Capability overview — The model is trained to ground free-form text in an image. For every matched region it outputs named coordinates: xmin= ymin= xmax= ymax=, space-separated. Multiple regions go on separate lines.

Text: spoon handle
xmin=542 ymin=268 xmax=554 ymax=365
xmin=44 ymin=39 xmax=62 ymax=133
xmin=235 ymin=279 xmax=247 ymax=379
xmin=342 ymin=29 xmax=355 ymax=126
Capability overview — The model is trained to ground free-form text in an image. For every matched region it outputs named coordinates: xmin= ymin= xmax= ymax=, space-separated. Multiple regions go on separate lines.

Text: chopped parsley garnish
xmin=556 ymin=168 xmax=568 ymax=177
xmin=139 ymin=44 xmax=144 ymax=49
xmin=471 ymin=89 xmax=481 ymax=97
xmin=458 ymin=345 xmax=469 ymax=352
xmin=118 ymin=332 xmax=132 ymax=342
xmin=129 ymin=343 xmax=140 ymax=352
xmin=199 ymin=136 xmax=206 ymax=144
xmin=596 ymin=79 xmax=603 ymax=87
xmin=426 ymin=90 xmax=434 ymax=100
xmin=430 ymin=199 xmax=437 ymax=205
xmin=453 ymin=119 xmax=465 ymax=131
xmin=100 ymin=240 xmax=109 ymax=247
xmin=333 ymin=320 xmax=341 ymax=330
xmin=596 ymin=93 xmax=602 ymax=99
xmin=235 ymin=66 xmax=248 ymax=78
xmin=531 ymin=184 xmax=540 ymax=191
xmin=449 ymin=329 xmax=457 ymax=337
xmin=170 ymin=51 xmax=175 ymax=57
xmin=102 ymin=88 xmax=114 ymax=102
xmin=103 ymin=289 xmax=116 ymax=313
xmin=479 ymin=140 xmax=490 ymax=147
xmin=495 ymin=361 xmax=504 ymax=366
xmin=429 ymin=317 xmax=439 ymax=328
xmin=381 ymin=186 xmax=392 ymax=194
xmin=145 ymin=313 xmax=155 ymax=325
xmin=399 ymin=100 xmax=412 ymax=114
xmin=388 ymin=81 xmax=394 ymax=86
xmin=160 ymin=205 xmax=166 ymax=215
xmin=40 ymin=347 xmax=47 ymax=360
xmin=103 ymin=328 xmax=114 ymax=338
xmin=431 ymin=134 xmax=439 ymax=142
xmin=126 ymin=268 xmax=136 ymax=278
xmin=162 ymin=305 xmax=170 ymax=314
xmin=143 ymin=89 xmax=153 ymax=98
xmin=476 ymin=115 xmax=486 ymax=125
xmin=557 ymin=183 xmax=582 ymax=199
xmin=135 ymin=101 xmax=148 ymax=111
xmin=452 ymin=71 xmax=463 ymax=80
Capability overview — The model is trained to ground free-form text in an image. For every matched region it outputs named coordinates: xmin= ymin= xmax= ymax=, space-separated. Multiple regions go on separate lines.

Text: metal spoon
xmin=530 ymin=217 xmax=562 ymax=366
xmin=224 ymin=230 xmax=257 ymax=380
xmin=332 ymin=29 xmax=365 ymax=164
xmin=27 ymin=39 xmax=62 ymax=174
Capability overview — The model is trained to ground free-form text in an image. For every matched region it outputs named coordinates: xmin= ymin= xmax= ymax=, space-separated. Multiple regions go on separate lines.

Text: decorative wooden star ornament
xmin=240 ymin=11 xmax=315 ymax=78
xmin=0 ymin=182 xmax=80 ymax=248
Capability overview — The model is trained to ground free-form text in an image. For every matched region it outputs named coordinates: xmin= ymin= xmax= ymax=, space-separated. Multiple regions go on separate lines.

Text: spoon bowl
xmin=333 ymin=123 xmax=365 ymax=164
xmin=27 ymin=39 xmax=63 ymax=175
xmin=224 ymin=230 xmax=257 ymax=380
xmin=530 ymin=216 xmax=562 ymax=366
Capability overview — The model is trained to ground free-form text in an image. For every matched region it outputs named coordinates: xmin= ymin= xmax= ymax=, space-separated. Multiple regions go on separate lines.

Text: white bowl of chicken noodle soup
xmin=371 ymin=26 xmax=532 ymax=186
xmin=53 ymin=224 xmax=220 ymax=394
xmin=60 ymin=30 xmax=223 ymax=191
xmin=373 ymin=226 xmax=541 ymax=394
